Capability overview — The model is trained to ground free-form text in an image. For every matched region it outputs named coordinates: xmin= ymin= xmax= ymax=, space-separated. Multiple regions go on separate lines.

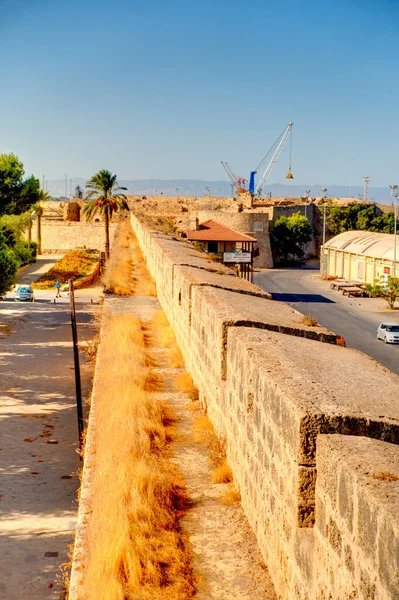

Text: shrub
xmin=366 ymin=276 xmax=399 ymax=309
xmin=0 ymin=246 xmax=18 ymax=295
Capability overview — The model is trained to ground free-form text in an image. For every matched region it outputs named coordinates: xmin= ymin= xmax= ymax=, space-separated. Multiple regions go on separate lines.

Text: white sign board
xmin=223 ymin=252 xmax=252 ymax=264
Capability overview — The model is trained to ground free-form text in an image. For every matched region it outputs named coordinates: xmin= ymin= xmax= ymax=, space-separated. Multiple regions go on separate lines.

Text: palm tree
xmin=31 ymin=190 xmax=49 ymax=255
xmin=83 ymin=170 xmax=128 ymax=259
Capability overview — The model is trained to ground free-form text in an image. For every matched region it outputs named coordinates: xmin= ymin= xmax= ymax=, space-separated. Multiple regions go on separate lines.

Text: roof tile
xmin=187 ymin=220 xmax=256 ymax=242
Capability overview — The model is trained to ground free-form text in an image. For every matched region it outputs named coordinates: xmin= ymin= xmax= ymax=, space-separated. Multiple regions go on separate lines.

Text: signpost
xmin=223 ymin=252 xmax=252 ymax=263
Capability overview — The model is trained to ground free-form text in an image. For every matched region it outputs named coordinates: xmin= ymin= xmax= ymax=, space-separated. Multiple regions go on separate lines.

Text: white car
xmin=377 ymin=323 xmax=399 ymax=344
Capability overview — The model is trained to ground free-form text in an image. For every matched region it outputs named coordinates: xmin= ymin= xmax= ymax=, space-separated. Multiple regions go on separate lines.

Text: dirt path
xmin=106 ymin=294 xmax=277 ymax=599
xmin=0 ymin=290 xmax=99 ymax=599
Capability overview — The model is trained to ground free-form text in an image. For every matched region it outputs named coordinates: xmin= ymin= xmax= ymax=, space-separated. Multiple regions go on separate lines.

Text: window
xmin=207 ymin=241 xmax=218 ymax=253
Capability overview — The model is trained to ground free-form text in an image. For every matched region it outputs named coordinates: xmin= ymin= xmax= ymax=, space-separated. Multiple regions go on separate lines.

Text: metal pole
xmin=323 ymin=203 xmax=326 ymax=247
xmin=69 ymin=280 xmax=84 ymax=451
xmin=390 ymin=185 xmax=398 ymax=278
xmin=394 ymin=196 xmax=397 ymax=278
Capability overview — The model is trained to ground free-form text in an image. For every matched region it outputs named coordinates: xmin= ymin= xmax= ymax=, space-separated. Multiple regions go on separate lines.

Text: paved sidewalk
xmin=0 ymin=289 xmax=99 ymax=599
xmin=16 ymin=255 xmax=64 ymax=285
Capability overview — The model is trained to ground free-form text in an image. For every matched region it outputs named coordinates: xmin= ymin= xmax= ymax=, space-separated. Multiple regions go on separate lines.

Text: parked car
xmin=377 ymin=323 xmax=399 ymax=344
xmin=0 ymin=294 xmax=6 ymax=301
xmin=14 ymin=284 xmax=34 ymax=302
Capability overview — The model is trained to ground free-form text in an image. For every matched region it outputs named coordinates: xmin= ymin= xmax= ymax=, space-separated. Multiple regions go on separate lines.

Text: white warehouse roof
xmin=324 ymin=230 xmax=397 ymax=261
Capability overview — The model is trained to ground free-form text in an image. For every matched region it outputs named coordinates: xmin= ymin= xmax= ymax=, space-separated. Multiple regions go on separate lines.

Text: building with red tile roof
xmin=187 ymin=219 xmax=256 ymax=243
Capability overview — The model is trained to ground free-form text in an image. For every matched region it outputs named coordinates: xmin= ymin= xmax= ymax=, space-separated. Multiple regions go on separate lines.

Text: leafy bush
xmin=366 ymin=276 xmax=399 ymax=309
xmin=0 ymin=246 xmax=18 ymax=295
xmin=13 ymin=240 xmax=37 ymax=266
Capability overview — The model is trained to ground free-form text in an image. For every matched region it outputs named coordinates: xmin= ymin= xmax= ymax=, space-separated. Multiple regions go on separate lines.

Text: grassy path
xmin=71 ymin=222 xmax=276 ymax=599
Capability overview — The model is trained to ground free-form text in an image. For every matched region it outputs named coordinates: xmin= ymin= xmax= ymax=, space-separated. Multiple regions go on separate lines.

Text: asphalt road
xmin=0 ymin=258 xmax=100 ymax=599
xmin=255 ymin=263 xmax=399 ymax=376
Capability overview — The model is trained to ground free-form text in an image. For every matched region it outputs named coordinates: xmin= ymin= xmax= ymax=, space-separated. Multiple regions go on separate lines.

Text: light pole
xmin=321 ymin=188 xmax=328 ymax=247
xmin=305 ymin=189 xmax=310 ymax=218
xmin=64 ymin=173 xmax=68 ymax=202
xmin=390 ymin=185 xmax=398 ymax=277
xmin=363 ymin=177 xmax=371 ymax=202
xmin=321 ymin=188 xmax=328 ymax=275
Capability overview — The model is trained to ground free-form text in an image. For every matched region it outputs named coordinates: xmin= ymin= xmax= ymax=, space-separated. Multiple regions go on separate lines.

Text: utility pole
xmin=69 ymin=178 xmax=72 ymax=199
xmin=363 ymin=177 xmax=371 ymax=202
xmin=390 ymin=185 xmax=398 ymax=278
xmin=42 ymin=174 xmax=45 ymax=190
xmin=64 ymin=173 xmax=68 ymax=202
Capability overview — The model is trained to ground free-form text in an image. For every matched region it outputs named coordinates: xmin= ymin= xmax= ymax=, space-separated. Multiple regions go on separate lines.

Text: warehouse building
xmin=321 ymin=230 xmax=398 ymax=283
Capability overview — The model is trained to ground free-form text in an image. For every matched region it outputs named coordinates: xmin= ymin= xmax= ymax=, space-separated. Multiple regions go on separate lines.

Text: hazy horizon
xmin=1 ymin=1 xmax=399 ymax=189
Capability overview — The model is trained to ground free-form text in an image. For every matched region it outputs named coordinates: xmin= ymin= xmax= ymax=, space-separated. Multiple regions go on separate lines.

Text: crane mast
xmin=220 ymin=161 xmax=247 ymax=192
xmin=249 ymin=122 xmax=293 ymax=196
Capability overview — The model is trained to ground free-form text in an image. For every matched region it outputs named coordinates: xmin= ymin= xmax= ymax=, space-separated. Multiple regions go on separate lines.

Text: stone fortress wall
xmin=194 ymin=208 xmax=273 ymax=268
xmin=31 ymin=199 xmax=125 ymax=252
xmin=130 ymin=213 xmax=399 ymax=600
xmin=32 ymin=221 xmax=118 ymax=252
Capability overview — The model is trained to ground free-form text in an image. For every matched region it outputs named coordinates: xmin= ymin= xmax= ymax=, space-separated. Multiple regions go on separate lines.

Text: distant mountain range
xmin=46 ymin=178 xmax=396 ymax=205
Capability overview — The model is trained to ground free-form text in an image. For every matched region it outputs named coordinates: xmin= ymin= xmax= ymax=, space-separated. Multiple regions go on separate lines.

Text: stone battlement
xmin=131 ymin=213 xmax=399 ymax=600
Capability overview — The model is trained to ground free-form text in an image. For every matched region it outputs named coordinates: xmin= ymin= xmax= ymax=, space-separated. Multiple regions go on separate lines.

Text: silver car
xmin=14 ymin=284 xmax=34 ymax=302
xmin=377 ymin=323 xmax=399 ymax=344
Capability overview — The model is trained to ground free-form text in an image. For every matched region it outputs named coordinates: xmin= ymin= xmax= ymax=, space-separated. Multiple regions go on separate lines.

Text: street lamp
xmin=321 ymin=188 xmax=328 ymax=247
xmin=321 ymin=188 xmax=328 ymax=275
xmin=389 ymin=185 xmax=398 ymax=277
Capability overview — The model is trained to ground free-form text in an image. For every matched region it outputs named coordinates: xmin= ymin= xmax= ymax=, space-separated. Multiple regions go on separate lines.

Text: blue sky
xmin=0 ymin=0 xmax=398 ymax=188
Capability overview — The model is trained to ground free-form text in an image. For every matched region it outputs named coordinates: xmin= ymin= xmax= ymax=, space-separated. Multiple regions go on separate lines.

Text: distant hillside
xmin=46 ymin=178 xmax=395 ymax=204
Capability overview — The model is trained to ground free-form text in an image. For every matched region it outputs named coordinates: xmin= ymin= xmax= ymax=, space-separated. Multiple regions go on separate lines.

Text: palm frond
xmin=83 ymin=170 xmax=129 ymax=221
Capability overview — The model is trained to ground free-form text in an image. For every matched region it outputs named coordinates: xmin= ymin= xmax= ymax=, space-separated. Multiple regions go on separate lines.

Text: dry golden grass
xmin=192 ymin=415 xmax=234 ymax=486
xmin=220 ymin=486 xmax=241 ymax=506
xmin=193 ymin=414 xmax=214 ymax=446
xmin=174 ymin=372 xmax=194 ymax=394
xmin=103 ymin=221 xmax=157 ymax=297
xmin=168 ymin=346 xmax=184 ymax=369
xmin=149 ymin=311 xmax=185 ymax=369
xmin=301 ymin=314 xmax=319 ymax=327
xmin=144 ymin=371 xmax=165 ymax=393
xmin=212 ymin=460 xmax=233 ymax=484
xmin=103 ymin=222 xmax=135 ymax=295
xmin=151 ymin=311 xmax=176 ymax=347
xmin=81 ymin=313 xmax=194 ymax=600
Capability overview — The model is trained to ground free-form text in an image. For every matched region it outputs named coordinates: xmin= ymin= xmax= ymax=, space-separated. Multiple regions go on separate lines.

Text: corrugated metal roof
xmin=187 ymin=220 xmax=256 ymax=242
xmin=324 ymin=230 xmax=397 ymax=260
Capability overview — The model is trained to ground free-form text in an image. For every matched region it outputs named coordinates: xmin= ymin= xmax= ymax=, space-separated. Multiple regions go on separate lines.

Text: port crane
xmin=220 ymin=161 xmax=247 ymax=194
xmin=249 ymin=122 xmax=294 ymax=196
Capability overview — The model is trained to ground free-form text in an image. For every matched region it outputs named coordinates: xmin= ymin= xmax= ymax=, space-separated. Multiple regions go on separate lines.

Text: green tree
xmin=325 ymin=202 xmax=395 ymax=236
xmin=83 ymin=170 xmax=128 ymax=259
xmin=366 ymin=276 xmax=399 ymax=309
xmin=0 ymin=229 xmax=18 ymax=295
xmin=271 ymin=212 xmax=313 ymax=264
xmin=0 ymin=212 xmax=38 ymax=267
xmin=0 ymin=154 xmax=41 ymax=215
xmin=369 ymin=212 xmax=395 ymax=233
